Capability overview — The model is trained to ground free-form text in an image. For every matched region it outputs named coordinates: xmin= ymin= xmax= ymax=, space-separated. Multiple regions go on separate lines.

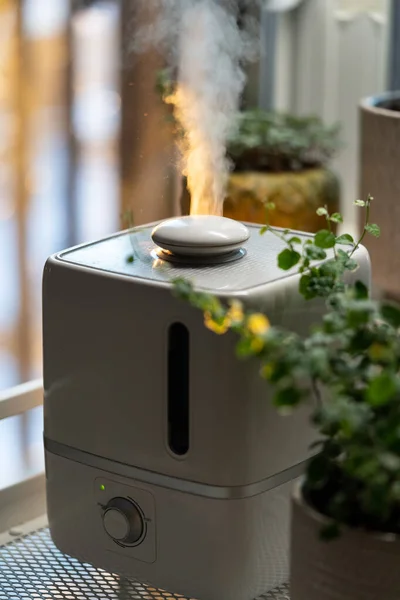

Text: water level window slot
xmin=168 ymin=322 xmax=190 ymax=456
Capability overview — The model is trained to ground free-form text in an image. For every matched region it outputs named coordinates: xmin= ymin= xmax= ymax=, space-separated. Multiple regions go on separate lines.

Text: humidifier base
xmin=46 ymin=449 xmax=295 ymax=600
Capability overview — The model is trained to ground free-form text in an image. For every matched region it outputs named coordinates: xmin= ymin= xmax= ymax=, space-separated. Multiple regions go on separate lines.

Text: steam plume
xmin=133 ymin=0 xmax=259 ymax=216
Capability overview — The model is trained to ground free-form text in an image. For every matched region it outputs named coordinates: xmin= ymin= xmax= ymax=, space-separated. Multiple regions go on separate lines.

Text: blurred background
xmin=0 ymin=0 xmax=396 ymax=489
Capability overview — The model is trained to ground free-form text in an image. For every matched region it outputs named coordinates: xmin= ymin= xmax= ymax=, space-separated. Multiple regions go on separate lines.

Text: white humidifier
xmin=43 ymin=216 xmax=371 ymax=600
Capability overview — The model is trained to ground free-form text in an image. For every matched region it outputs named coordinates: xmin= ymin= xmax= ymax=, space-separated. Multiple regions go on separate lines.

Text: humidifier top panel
xmin=58 ymin=222 xmax=312 ymax=293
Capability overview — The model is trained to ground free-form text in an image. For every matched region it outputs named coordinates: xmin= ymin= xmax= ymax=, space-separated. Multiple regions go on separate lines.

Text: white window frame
xmin=0 ymin=380 xmax=46 ymax=533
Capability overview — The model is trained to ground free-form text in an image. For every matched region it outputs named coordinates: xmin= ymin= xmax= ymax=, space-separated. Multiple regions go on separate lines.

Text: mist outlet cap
xmin=151 ymin=215 xmax=250 ymax=257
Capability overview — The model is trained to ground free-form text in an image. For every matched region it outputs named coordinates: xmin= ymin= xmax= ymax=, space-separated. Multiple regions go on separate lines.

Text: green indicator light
xmin=100 ymin=484 xmax=105 ymax=491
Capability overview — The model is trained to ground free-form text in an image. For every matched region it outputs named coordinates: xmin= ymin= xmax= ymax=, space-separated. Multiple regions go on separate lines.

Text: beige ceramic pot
xmin=290 ymin=480 xmax=400 ymax=600
xmin=224 ymin=168 xmax=340 ymax=232
xmin=181 ymin=168 xmax=340 ymax=233
xmin=360 ymin=93 xmax=400 ymax=299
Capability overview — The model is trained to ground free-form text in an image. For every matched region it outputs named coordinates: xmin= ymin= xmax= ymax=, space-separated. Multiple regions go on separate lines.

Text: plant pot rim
xmin=360 ymin=91 xmax=400 ymax=118
xmin=293 ymin=478 xmax=400 ymax=543
xmin=229 ymin=166 xmax=332 ymax=177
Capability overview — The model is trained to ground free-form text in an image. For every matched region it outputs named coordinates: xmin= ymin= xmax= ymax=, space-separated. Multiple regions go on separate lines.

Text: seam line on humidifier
xmin=44 ymin=437 xmax=306 ymax=500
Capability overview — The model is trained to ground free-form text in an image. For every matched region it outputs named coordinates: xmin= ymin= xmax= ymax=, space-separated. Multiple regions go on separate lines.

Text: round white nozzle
xmin=151 ymin=215 xmax=249 ymax=263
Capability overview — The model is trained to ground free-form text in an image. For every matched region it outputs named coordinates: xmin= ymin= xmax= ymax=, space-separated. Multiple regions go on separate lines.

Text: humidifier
xmin=43 ymin=216 xmax=371 ymax=600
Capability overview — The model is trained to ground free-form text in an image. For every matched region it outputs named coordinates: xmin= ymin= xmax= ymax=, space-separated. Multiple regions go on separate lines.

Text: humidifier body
xmin=43 ymin=222 xmax=371 ymax=600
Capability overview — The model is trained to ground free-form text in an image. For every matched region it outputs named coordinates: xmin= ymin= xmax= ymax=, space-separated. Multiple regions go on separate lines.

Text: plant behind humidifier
xmin=226 ymin=110 xmax=341 ymax=173
xmin=156 ymin=69 xmax=341 ymax=172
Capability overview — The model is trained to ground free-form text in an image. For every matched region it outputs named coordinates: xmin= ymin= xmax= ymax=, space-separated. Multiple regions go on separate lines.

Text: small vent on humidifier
xmin=168 ymin=322 xmax=190 ymax=456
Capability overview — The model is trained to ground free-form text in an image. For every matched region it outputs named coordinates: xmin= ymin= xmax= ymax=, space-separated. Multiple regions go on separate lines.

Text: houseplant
xmin=173 ymin=197 xmax=400 ymax=599
xmin=157 ymin=71 xmax=342 ymax=233
xmin=360 ymin=92 xmax=400 ymax=300
xmin=221 ymin=110 xmax=341 ymax=233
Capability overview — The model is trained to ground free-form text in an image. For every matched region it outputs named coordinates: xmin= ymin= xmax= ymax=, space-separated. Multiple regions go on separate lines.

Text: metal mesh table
xmin=0 ymin=523 xmax=290 ymax=600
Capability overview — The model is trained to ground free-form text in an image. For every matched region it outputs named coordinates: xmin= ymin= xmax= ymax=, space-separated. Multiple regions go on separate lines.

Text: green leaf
xmin=306 ymin=454 xmax=331 ymax=483
xmin=354 ymin=280 xmax=369 ymax=299
xmin=316 ymin=207 xmax=328 ymax=216
xmin=277 ymin=248 xmax=301 ymax=270
xmin=354 ymin=199 xmax=366 ymax=207
xmin=126 ymin=254 xmax=135 ymax=263
xmin=329 ymin=213 xmax=343 ymax=224
xmin=235 ymin=337 xmax=254 ymax=358
xmin=172 ymin=277 xmax=193 ymax=300
xmin=346 ymin=299 xmax=375 ymax=327
xmin=337 ymin=249 xmax=358 ymax=271
xmin=273 ymin=387 xmax=303 ymax=409
xmin=193 ymin=293 xmax=223 ymax=313
xmin=381 ymin=303 xmax=400 ymax=328
xmin=318 ymin=397 xmax=372 ymax=436
xmin=365 ymin=223 xmax=380 ymax=238
xmin=320 ymin=258 xmax=344 ymax=278
xmin=323 ymin=311 xmax=346 ymax=333
xmin=266 ymin=202 xmax=276 ymax=211
xmin=378 ymin=452 xmax=400 ymax=472
xmin=299 ymin=274 xmax=316 ymax=299
xmin=314 ymin=229 xmax=336 ymax=249
xmin=288 ymin=236 xmax=302 ymax=245
xmin=366 ymin=373 xmax=398 ymax=406
xmin=259 ymin=226 xmax=268 ymax=235
xmin=336 ymin=233 xmax=354 ymax=245
xmin=305 ymin=244 xmax=327 ymax=261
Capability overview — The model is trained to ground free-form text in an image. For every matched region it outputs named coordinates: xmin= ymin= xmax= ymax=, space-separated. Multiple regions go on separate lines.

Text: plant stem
xmin=350 ymin=199 xmax=370 ymax=258
xmin=267 ymin=225 xmax=291 ymax=246
xmin=325 ymin=207 xmax=337 ymax=259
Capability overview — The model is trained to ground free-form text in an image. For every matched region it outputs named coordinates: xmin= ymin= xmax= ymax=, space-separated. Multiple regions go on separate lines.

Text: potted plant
xmin=156 ymin=71 xmax=342 ymax=233
xmin=360 ymin=92 xmax=400 ymax=300
xmin=221 ymin=110 xmax=341 ymax=233
xmin=173 ymin=197 xmax=400 ymax=599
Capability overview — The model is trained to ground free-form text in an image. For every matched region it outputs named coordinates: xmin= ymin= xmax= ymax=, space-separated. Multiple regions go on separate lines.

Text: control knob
xmin=102 ymin=497 xmax=144 ymax=545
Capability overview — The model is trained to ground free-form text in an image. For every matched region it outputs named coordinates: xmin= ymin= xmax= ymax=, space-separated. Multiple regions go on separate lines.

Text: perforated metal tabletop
xmin=0 ymin=520 xmax=290 ymax=600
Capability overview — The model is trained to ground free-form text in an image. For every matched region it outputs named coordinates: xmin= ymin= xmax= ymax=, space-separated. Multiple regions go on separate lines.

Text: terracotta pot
xmin=290 ymin=480 xmax=400 ymax=600
xmin=181 ymin=168 xmax=340 ymax=233
xmin=360 ymin=93 xmax=400 ymax=299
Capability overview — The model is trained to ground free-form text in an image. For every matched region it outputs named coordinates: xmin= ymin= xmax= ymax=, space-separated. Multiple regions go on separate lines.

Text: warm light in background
xmin=0 ymin=0 xmax=122 ymax=494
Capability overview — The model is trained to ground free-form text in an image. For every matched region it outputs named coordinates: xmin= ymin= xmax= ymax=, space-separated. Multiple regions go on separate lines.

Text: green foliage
xmin=365 ymin=223 xmax=380 ymax=238
xmin=227 ymin=110 xmax=341 ymax=172
xmin=173 ymin=194 xmax=400 ymax=536
xmin=314 ymin=230 xmax=336 ymax=249
xmin=278 ymin=248 xmax=301 ymax=270
xmin=336 ymin=233 xmax=354 ymax=246
xmin=381 ymin=304 xmax=400 ymax=328
xmin=156 ymin=70 xmax=341 ymax=172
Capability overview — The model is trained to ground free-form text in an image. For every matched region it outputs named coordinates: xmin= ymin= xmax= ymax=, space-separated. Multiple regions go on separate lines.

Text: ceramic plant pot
xmin=181 ymin=168 xmax=340 ymax=233
xmin=290 ymin=480 xmax=400 ymax=600
xmin=360 ymin=92 xmax=400 ymax=299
